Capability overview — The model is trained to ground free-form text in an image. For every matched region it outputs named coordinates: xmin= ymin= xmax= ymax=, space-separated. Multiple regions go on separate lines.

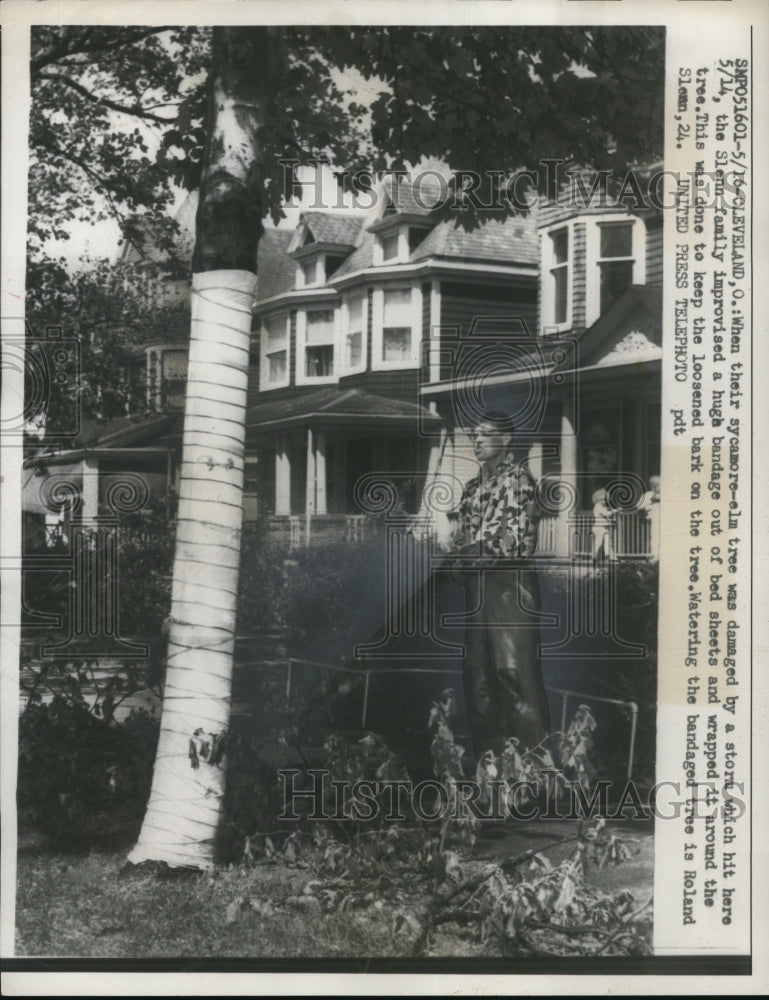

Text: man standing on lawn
xmin=452 ymin=411 xmax=551 ymax=757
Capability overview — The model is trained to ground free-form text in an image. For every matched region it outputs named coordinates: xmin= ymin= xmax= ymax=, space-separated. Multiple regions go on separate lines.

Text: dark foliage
xmin=18 ymin=699 xmax=159 ymax=843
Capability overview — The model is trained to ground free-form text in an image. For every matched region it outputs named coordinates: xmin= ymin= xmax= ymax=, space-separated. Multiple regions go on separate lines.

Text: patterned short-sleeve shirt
xmin=456 ymin=453 xmax=541 ymax=558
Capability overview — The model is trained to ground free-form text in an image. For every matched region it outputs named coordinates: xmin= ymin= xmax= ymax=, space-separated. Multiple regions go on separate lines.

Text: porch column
xmin=429 ymin=280 xmax=441 ymax=383
xmin=81 ymin=458 xmax=99 ymax=522
xmin=527 ymin=441 xmax=543 ymax=482
xmin=305 ymin=427 xmax=315 ymax=545
xmin=315 ymin=430 xmax=327 ymax=515
xmin=275 ymin=436 xmax=291 ymax=515
xmin=557 ymin=406 xmax=578 ymax=557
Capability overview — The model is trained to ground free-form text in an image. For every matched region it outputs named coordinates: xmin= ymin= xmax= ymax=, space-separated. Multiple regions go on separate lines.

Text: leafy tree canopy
xmin=29 ymin=24 xmax=664 ymax=260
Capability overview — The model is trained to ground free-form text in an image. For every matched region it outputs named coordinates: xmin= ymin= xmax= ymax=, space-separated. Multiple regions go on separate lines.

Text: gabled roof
xmin=556 ymin=285 xmax=662 ymax=372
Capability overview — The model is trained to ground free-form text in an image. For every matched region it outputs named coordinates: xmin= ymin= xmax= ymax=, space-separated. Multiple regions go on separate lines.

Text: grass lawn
xmin=14 ymin=819 xmax=654 ymax=959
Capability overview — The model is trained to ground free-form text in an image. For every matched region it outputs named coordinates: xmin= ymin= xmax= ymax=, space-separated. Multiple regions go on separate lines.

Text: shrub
xmin=17 ymin=698 xmax=159 ymax=843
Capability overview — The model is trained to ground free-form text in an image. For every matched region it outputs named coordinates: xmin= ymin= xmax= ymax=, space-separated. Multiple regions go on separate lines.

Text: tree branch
xmin=31 ymin=28 xmax=169 ymax=75
xmin=36 ymin=71 xmax=174 ymax=124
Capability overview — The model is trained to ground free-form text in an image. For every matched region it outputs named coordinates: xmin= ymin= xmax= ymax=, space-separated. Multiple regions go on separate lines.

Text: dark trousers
xmin=463 ymin=567 xmax=550 ymax=758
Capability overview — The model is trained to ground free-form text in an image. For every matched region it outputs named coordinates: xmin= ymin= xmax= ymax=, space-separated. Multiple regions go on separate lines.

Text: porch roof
xmin=246 ymin=386 xmax=440 ymax=434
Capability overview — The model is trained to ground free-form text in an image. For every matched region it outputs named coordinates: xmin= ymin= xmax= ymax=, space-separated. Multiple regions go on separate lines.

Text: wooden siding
xmin=571 ymin=221 xmax=587 ymax=336
xmin=438 ymin=280 xmax=538 ymax=381
xmin=645 ymin=215 xmax=663 ymax=288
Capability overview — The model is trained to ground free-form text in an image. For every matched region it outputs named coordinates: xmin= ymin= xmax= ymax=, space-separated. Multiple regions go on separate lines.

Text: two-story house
xmin=246 ymin=176 xmax=540 ymax=547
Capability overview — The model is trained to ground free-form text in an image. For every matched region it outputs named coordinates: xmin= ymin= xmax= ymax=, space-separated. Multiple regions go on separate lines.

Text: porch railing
xmin=273 ymin=513 xmax=372 ymax=550
xmin=536 ymin=511 xmax=656 ymax=559
xmin=269 ymin=510 xmax=656 ymax=558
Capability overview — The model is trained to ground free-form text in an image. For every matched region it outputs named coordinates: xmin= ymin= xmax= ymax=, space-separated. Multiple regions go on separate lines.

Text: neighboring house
xmin=422 ymin=170 xmax=663 ymax=560
xmin=22 ymin=206 xmax=195 ymax=543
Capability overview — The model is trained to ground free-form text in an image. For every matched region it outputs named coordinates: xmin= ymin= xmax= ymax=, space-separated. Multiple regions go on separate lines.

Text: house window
xmin=541 ymin=225 xmax=571 ymax=332
xmin=302 ymin=257 xmax=319 ymax=286
xmin=161 ymin=349 xmax=187 ymax=409
xmin=408 ymin=227 xmax=425 ymax=253
xmin=382 ymin=288 xmax=415 ymax=363
xmin=598 ymin=222 xmax=635 ymax=314
xmin=550 ymin=228 xmax=569 ymax=326
xmin=381 ymin=231 xmax=400 ymax=262
xmin=304 ymin=309 xmax=335 ymax=378
xmin=326 ymin=254 xmax=346 ymax=279
xmin=585 ymin=215 xmax=645 ymax=326
xmin=344 ymin=295 xmax=365 ymax=371
xmin=261 ymin=315 xmax=289 ymax=388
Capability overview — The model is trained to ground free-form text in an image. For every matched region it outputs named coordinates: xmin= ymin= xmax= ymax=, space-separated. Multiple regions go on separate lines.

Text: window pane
xmin=381 ymin=232 xmax=399 ymax=260
xmin=348 ymin=296 xmax=364 ymax=330
xmin=408 ymin=227 xmax=424 ymax=252
xmin=306 ymin=344 xmax=333 ymax=377
xmin=383 ymin=327 xmax=411 ymax=361
xmin=306 ymin=309 xmax=334 ymax=345
xmin=326 ymin=255 xmax=345 ymax=278
xmin=346 ymin=331 xmax=362 ymax=368
xmin=302 ymin=258 xmax=318 ymax=284
xmin=550 ymin=228 xmax=568 ymax=264
xmin=264 ymin=318 xmax=286 ymax=352
xmin=268 ymin=350 xmax=287 ymax=383
xmin=383 ymin=288 xmax=411 ymax=325
xmin=599 ymin=260 xmax=634 ymax=313
xmin=600 ymin=222 xmax=633 ymax=258
xmin=552 ymin=267 xmax=568 ymax=325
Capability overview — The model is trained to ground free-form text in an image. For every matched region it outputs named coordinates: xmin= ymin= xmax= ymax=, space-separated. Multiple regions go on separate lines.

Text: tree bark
xmin=128 ymin=27 xmax=281 ymax=869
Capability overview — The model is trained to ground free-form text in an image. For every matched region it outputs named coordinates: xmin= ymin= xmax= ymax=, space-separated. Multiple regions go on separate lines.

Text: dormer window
xmin=408 ymin=227 xmax=426 ymax=253
xmin=373 ymin=224 xmax=411 ymax=266
xmin=381 ymin=231 xmax=400 ymax=262
xmin=302 ymin=258 xmax=319 ymax=286
xmin=326 ymin=254 xmax=346 ymax=279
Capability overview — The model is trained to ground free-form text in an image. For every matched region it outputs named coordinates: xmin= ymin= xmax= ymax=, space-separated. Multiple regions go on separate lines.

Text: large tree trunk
xmin=128 ymin=27 xmax=280 ymax=869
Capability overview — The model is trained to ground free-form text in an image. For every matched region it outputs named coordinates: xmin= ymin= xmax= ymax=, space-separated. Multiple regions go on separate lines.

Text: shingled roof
xmin=246 ymin=386 xmax=439 ymax=435
xmin=301 ymin=212 xmax=363 ymax=247
xmin=327 ymin=231 xmax=377 ymax=280
xmin=410 ymin=215 xmax=538 ymax=266
xmin=255 ymin=229 xmax=296 ymax=302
